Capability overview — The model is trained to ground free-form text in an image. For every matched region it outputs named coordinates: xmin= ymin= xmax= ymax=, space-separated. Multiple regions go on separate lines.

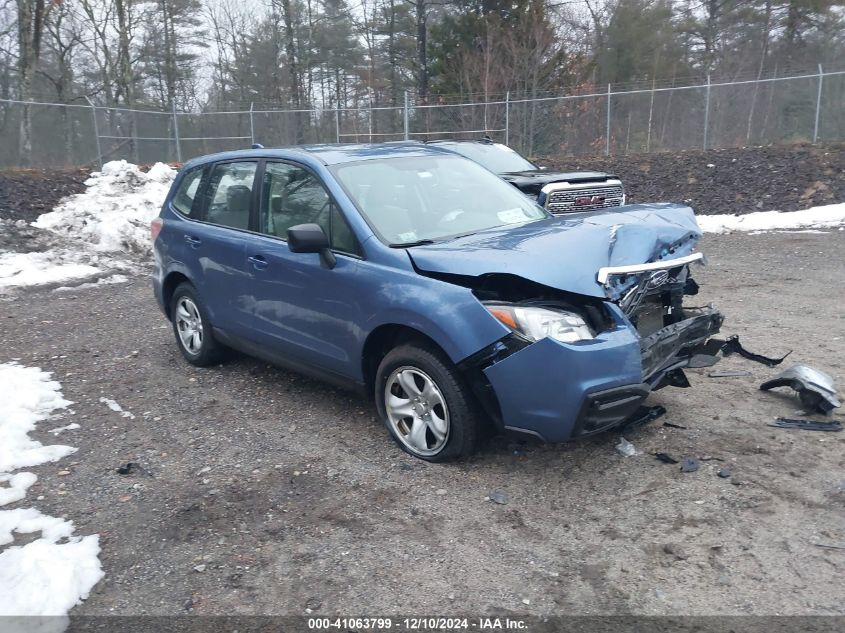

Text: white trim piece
xmin=597 ymin=252 xmax=704 ymax=284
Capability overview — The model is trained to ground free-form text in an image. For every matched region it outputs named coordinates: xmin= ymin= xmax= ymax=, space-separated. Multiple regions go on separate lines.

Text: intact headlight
xmin=483 ymin=303 xmax=595 ymax=343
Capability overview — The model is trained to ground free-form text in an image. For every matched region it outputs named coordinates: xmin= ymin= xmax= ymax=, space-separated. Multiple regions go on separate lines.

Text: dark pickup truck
xmin=426 ymin=139 xmax=625 ymax=215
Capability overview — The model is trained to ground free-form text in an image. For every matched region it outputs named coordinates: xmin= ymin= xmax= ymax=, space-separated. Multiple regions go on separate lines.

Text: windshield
xmin=332 ymin=155 xmax=548 ymax=246
xmin=433 ymin=142 xmax=536 ymax=174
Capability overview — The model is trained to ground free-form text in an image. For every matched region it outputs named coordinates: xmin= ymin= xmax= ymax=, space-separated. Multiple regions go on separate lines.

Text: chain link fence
xmin=2 ymin=67 xmax=844 ymax=169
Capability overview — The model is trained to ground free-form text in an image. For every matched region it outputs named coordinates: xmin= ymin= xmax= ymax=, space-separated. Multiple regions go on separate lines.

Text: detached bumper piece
xmin=640 ymin=306 xmax=724 ymax=387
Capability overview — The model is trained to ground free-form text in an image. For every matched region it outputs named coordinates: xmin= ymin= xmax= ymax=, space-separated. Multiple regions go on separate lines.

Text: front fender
xmin=362 ymin=276 xmax=510 ymax=365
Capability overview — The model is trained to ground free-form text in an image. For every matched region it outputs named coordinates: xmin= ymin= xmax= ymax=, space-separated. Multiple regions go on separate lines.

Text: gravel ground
xmin=1 ymin=229 xmax=844 ymax=617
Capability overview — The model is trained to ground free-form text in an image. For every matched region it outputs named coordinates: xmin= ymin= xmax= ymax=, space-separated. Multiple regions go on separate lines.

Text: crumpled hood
xmin=407 ymin=203 xmax=702 ymax=299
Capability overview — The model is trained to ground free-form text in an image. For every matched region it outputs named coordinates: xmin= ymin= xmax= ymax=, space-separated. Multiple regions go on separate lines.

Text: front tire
xmin=170 ymin=282 xmax=225 ymax=367
xmin=375 ymin=342 xmax=481 ymax=462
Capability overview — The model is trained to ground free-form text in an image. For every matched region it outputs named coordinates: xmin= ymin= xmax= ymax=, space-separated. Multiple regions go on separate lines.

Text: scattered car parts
xmin=768 ymin=417 xmax=842 ymax=432
xmin=708 ymin=369 xmax=752 ymax=378
xmin=654 ymin=452 xmax=679 ymax=464
xmin=721 ymin=335 xmax=791 ymax=367
xmin=760 ymin=365 xmax=841 ymax=414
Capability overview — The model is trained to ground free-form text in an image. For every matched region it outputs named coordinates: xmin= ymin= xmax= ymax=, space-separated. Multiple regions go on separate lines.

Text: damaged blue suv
xmin=152 ymin=143 xmax=723 ymax=461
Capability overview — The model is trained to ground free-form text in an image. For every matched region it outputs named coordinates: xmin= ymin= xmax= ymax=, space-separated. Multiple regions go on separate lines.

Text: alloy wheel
xmin=384 ymin=366 xmax=450 ymax=456
xmin=175 ymin=296 xmax=203 ymax=354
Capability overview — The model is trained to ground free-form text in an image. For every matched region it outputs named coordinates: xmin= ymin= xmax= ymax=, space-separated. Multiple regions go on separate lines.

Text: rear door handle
xmin=248 ymin=255 xmax=268 ymax=270
xmin=184 ymin=235 xmax=202 ymax=248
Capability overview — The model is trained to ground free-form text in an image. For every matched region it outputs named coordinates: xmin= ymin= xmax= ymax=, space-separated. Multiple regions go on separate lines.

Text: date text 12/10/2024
xmin=307 ymin=617 xmax=529 ymax=630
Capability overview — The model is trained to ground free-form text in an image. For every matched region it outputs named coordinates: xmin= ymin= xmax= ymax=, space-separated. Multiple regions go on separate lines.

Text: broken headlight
xmin=483 ymin=303 xmax=595 ymax=343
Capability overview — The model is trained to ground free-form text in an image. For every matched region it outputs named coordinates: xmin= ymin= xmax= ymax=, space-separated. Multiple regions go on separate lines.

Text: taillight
xmin=151 ymin=217 xmax=163 ymax=242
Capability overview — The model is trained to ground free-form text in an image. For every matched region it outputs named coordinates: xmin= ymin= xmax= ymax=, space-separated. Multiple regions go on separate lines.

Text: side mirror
xmin=287 ymin=223 xmax=336 ymax=269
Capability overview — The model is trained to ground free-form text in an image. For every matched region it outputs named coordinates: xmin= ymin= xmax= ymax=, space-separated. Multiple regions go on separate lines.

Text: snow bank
xmin=699 ymin=202 xmax=845 ymax=234
xmin=0 ymin=363 xmax=104 ymax=620
xmin=33 ymin=160 xmax=175 ymax=255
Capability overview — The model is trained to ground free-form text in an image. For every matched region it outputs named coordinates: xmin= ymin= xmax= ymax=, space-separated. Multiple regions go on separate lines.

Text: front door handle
xmin=248 ymin=255 xmax=268 ymax=270
xmin=184 ymin=235 xmax=202 ymax=248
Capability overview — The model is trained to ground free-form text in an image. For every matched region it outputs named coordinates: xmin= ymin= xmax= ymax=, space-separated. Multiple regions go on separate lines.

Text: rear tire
xmin=375 ymin=342 xmax=481 ymax=462
xmin=170 ymin=282 xmax=225 ymax=367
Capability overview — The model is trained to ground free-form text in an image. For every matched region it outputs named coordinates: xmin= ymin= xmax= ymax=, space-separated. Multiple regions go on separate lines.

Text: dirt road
xmin=1 ymin=229 xmax=843 ymax=616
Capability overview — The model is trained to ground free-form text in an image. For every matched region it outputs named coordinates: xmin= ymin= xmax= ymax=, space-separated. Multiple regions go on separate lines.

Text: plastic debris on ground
xmin=759 ymin=365 xmax=840 ymax=414
xmin=721 ymin=335 xmax=791 ymax=367
xmin=488 ymin=491 xmax=509 ymax=505
xmin=768 ymin=418 xmax=842 ymax=432
xmin=615 ymin=437 xmax=641 ymax=457
xmin=654 ymin=452 xmax=679 ymax=464
xmin=708 ymin=369 xmax=752 ymax=378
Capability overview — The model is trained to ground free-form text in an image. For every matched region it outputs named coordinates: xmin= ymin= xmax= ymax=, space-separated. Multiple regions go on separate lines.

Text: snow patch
xmin=699 ymin=203 xmax=845 ymax=234
xmin=0 ymin=364 xmax=76 ymax=473
xmin=47 ymin=423 xmax=80 ymax=436
xmin=99 ymin=397 xmax=135 ymax=419
xmin=0 ymin=508 xmax=104 ymax=617
xmin=0 ymin=251 xmax=100 ymax=291
xmin=0 ymin=473 xmax=37 ymax=507
xmin=33 ymin=160 xmax=175 ymax=255
xmin=0 ymin=363 xmax=103 ymax=619
xmin=52 ymin=274 xmax=129 ymax=292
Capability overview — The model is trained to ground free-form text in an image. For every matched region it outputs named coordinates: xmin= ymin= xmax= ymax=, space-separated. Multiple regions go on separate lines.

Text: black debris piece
xmin=621 ymin=405 xmax=667 ymax=431
xmin=655 ymin=452 xmax=679 ymax=464
xmin=662 ymin=421 xmax=688 ymax=429
xmin=708 ymin=369 xmax=753 ymax=378
xmin=116 ymin=462 xmax=150 ymax=476
xmin=718 ymin=468 xmax=732 ymax=478
xmin=814 ymin=542 xmax=845 ymax=551
xmin=760 ymin=365 xmax=841 ymax=414
xmin=680 ymin=458 xmax=700 ymax=473
xmin=768 ymin=418 xmax=842 ymax=432
xmin=721 ymin=335 xmax=791 ymax=367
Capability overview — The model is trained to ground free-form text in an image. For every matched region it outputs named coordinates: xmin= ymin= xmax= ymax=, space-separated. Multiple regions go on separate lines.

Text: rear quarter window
xmin=171 ymin=168 xmax=204 ymax=217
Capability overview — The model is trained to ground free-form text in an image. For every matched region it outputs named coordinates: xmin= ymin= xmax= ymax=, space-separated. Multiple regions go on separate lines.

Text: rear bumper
xmin=479 ymin=303 xmax=722 ymax=442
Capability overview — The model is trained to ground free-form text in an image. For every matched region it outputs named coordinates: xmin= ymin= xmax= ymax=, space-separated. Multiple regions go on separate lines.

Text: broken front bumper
xmin=478 ymin=303 xmax=723 ymax=442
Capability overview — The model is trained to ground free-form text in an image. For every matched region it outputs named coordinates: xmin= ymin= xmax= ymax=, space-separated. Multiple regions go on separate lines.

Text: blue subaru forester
xmin=152 ymin=143 xmax=722 ymax=461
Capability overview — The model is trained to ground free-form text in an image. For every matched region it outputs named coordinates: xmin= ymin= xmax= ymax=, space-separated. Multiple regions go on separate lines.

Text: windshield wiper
xmin=389 ymin=239 xmax=436 ymax=248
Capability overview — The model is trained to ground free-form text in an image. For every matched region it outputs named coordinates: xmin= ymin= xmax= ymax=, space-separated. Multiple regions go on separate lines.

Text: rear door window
xmin=203 ymin=161 xmax=258 ymax=230
xmin=171 ymin=167 xmax=204 ymax=218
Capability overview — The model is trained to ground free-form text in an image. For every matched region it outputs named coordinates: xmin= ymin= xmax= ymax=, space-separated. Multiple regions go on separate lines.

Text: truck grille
xmin=545 ymin=184 xmax=625 ymax=214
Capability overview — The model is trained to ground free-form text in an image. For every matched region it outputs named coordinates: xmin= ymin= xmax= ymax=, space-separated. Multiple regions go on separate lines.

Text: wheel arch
xmin=161 ymin=271 xmax=192 ymax=320
xmin=361 ymin=324 xmax=451 ymax=399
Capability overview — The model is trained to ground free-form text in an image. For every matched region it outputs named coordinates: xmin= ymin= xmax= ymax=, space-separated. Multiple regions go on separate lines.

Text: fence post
xmin=368 ymin=92 xmax=373 ymax=143
xmin=335 ymin=108 xmax=341 ymax=143
xmin=605 ymin=83 xmax=611 ymax=156
xmin=813 ymin=64 xmax=824 ymax=144
xmin=703 ymin=74 xmax=711 ymax=150
xmin=404 ymin=91 xmax=410 ymax=140
xmin=172 ymin=102 xmax=182 ymax=163
xmin=505 ymin=91 xmax=510 ymax=145
xmin=646 ymin=79 xmax=655 ymax=153
xmin=84 ymin=97 xmax=103 ymax=169
xmin=249 ymin=102 xmax=255 ymax=145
